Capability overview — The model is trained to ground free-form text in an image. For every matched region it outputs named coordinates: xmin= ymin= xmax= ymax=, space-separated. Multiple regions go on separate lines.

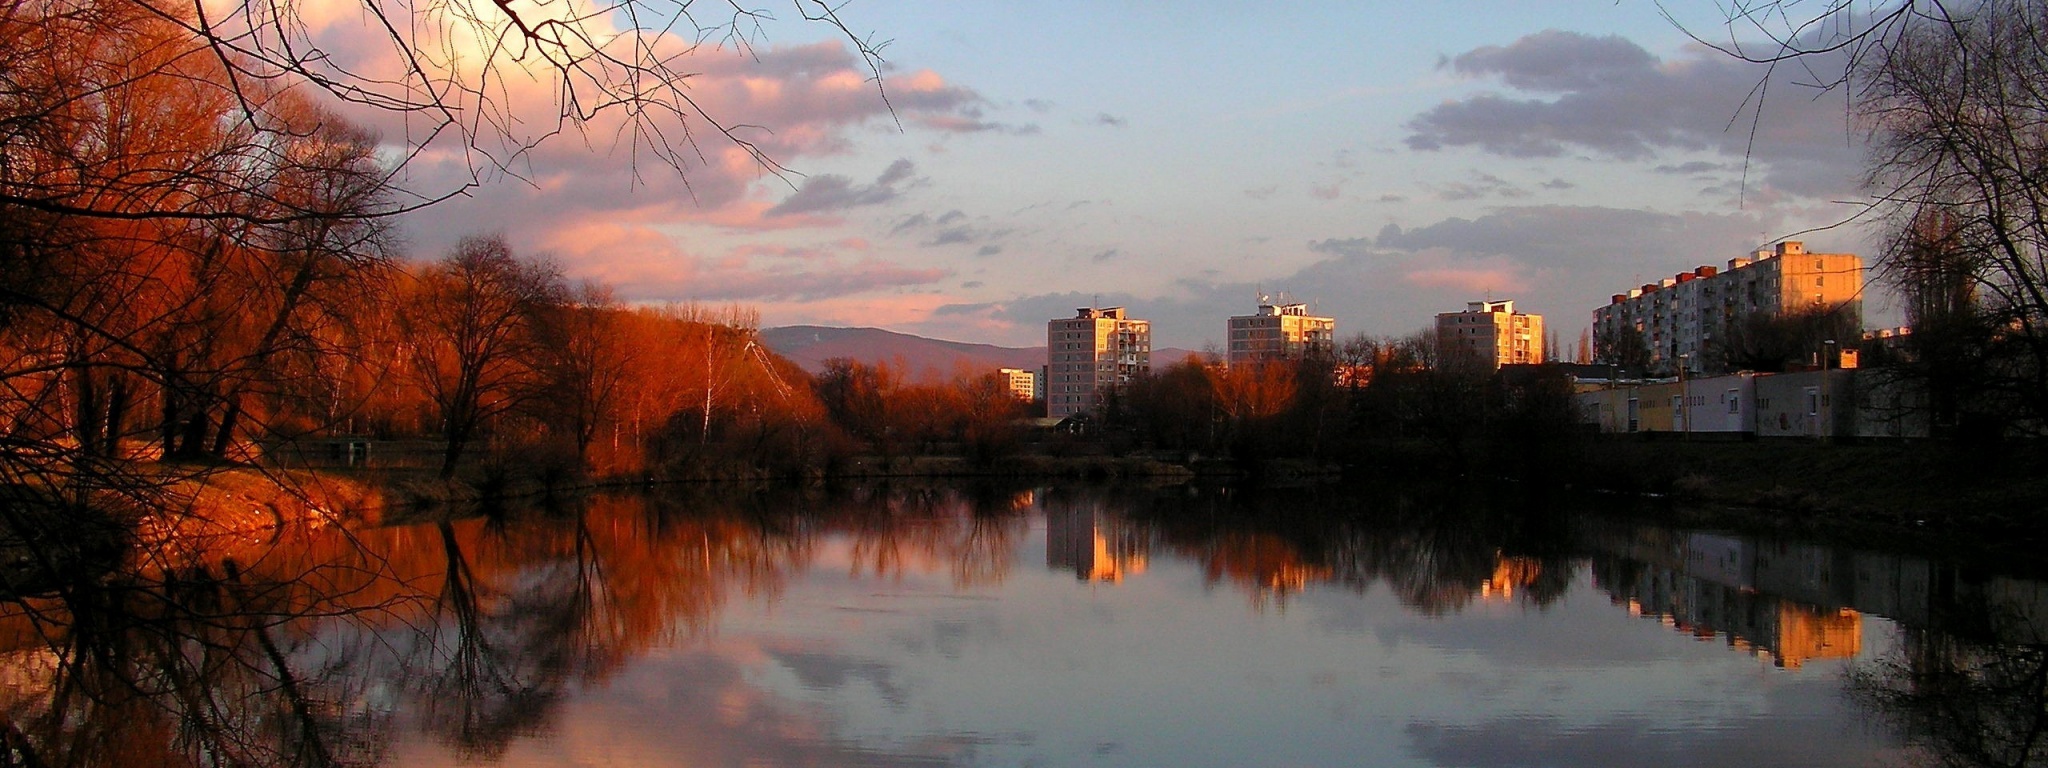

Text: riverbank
xmin=1557 ymin=437 xmax=2048 ymax=564
xmin=82 ymin=438 xmax=2048 ymax=571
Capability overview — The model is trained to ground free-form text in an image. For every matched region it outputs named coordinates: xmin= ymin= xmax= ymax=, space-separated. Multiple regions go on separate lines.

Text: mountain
xmin=759 ymin=325 xmax=1204 ymax=379
xmin=760 ymin=326 xmax=1044 ymax=379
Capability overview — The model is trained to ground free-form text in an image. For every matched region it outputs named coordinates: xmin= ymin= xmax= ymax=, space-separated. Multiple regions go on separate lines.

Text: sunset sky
xmin=373 ymin=0 xmax=1885 ymax=351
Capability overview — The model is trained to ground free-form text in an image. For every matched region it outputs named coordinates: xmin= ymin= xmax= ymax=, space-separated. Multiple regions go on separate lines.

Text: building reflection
xmin=1587 ymin=528 xmax=1878 ymax=668
xmin=1480 ymin=555 xmax=1547 ymax=601
xmin=1044 ymin=499 xmax=1148 ymax=583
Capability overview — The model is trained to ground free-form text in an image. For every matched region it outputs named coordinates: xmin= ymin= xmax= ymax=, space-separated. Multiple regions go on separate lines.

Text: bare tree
xmin=1681 ymin=1 xmax=2048 ymax=433
xmin=400 ymin=235 xmax=566 ymax=477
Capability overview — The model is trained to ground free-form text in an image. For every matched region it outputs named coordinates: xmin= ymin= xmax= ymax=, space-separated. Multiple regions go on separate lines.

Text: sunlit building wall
xmin=1226 ymin=302 xmax=1334 ymax=367
xmin=1592 ymin=241 xmax=1863 ymax=374
xmin=1435 ymin=299 xmax=1544 ymax=369
xmin=998 ymin=367 xmax=1037 ymax=402
xmin=1046 ymin=307 xmax=1151 ymax=419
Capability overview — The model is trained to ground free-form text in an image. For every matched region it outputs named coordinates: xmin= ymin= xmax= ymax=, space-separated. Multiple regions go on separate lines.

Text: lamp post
xmin=1678 ymin=352 xmax=1691 ymax=440
xmin=1821 ymin=339 xmax=1837 ymax=440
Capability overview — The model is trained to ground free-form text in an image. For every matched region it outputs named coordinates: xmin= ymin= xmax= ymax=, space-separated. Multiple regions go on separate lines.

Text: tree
xmin=1712 ymin=303 xmax=1863 ymax=373
xmin=1860 ymin=3 xmax=2048 ymax=434
xmin=401 ymin=236 xmax=566 ymax=477
xmin=1683 ymin=1 xmax=2048 ymax=434
xmin=533 ymin=285 xmax=637 ymax=470
xmin=1592 ymin=324 xmax=1652 ymax=376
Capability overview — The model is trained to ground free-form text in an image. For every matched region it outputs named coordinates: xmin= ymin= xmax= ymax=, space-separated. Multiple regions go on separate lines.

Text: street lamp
xmin=1821 ymin=339 xmax=1837 ymax=440
xmin=1678 ymin=352 xmax=1691 ymax=440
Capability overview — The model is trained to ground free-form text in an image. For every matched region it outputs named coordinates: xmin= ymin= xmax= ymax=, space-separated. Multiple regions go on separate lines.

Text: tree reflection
xmin=0 ymin=553 xmax=409 ymax=767
xmin=1852 ymin=629 xmax=2048 ymax=766
xmin=1112 ymin=483 xmax=1579 ymax=615
xmin=11 ymin=481 xmax=2042 ymax=767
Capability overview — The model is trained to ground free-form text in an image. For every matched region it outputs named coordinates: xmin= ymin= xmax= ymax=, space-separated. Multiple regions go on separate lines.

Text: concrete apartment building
xmin=1226 ymin=302 xmax=1335 ymax=367
xmin=1435 ymin=300 xmax=1544 ymax=369
xmin=1046 ymin=307 xmax=1151 ymax=419
xmin=1592 ymin=241 xmax=1863 ymax=374
xmin=998 ymin=367 xmax=1036 ymax=402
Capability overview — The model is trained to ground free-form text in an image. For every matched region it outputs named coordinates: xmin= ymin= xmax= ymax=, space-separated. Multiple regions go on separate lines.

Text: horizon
xmin=354 ymin=2 xmax=1897 ymax=352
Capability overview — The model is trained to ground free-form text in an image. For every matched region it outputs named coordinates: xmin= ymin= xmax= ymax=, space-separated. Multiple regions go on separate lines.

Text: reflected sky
xmin=374 ymin=492 xmax=1911 ymax=768
xmin=7 ymin=484 xmax=2008 ymax=767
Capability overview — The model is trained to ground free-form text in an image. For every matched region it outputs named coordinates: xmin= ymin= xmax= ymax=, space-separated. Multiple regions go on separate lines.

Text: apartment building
xmin=998 ymin=367 xmax=1037 ymax=402
xmin=1435 ymin=300 xmax=1544 ymax=369
xmin=1592 ymin=241 xmax=1862 ymax=374
xmin=1046 ymin=307 xmax=1151 ymax=419
xmin=1226 ymin=302 xmax=1335 ymax=367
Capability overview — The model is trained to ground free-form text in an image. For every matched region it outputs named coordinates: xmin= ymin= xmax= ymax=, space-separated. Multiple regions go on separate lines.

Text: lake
xmin=0 ymin=481 xmax=2040 ymax=767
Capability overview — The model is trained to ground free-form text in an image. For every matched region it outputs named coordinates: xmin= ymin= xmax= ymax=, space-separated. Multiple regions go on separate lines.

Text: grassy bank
xmin=1559 ymin=436 xmax=2048 ymax=560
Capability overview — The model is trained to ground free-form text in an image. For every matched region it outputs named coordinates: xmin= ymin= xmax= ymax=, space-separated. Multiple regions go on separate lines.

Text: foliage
xmin=1681 ymin=0 xmax=2048 ymax=436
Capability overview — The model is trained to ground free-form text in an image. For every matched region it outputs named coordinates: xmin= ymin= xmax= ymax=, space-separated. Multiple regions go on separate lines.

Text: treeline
xmin=1101 ymin=337 xmax=1578 ymax=475
xmin=0 ymin=0 xmax=912 ymax=489
xmin=0 ymin=0 xmax=1563 ymax=493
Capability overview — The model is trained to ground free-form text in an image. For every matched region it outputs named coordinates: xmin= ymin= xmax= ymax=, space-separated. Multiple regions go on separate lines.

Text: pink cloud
xmin=536 ymin=223 xmax=950 ymax=304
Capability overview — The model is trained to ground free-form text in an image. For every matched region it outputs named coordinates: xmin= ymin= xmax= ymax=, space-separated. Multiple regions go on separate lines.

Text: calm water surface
xmin=3 ymin=483 xmax=2043 ymax=767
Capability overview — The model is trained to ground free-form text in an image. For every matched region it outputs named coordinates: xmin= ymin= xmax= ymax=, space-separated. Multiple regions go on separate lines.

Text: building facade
xmin=1046 ymin=307 xmax=1151 ymax=419
xmin=998 ymin=368 xmax=1036 ymax=402
xmin=1592 ymin=241 xmax=1863 ymax=374
xmin=1435 ymin=300 xmax=1544 ymax=369
xmin=1226 ymin=302 xmax=1335 ymax=367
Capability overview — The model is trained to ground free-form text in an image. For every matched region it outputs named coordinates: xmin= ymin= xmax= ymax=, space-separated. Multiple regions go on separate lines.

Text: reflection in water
xmin=0 ymin=483 xmax=2037 ymax=766
xmin=1044 ymin=500 xmax=1147 ymax=583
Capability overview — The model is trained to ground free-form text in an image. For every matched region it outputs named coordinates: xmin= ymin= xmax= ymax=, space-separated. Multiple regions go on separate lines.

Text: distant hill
xmin=760 ymin=325 xmax=1203 ymax=379
xmin=760 ymin=326 xmax=1042 ymax=379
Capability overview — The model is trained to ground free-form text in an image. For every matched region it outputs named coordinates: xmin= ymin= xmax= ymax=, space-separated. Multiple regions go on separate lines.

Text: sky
xmin=351 ymin=0 xmax=1893 ymax=352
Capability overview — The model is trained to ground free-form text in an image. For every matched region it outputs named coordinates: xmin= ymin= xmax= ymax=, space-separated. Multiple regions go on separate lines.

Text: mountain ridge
xmin=759 ymin=325 xmax=1202 ymax=378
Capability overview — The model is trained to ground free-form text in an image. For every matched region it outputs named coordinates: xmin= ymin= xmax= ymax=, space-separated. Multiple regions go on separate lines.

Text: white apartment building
xmin=1046 ymin=307 xmax=1151 ymax=419
xmin=1592 ymin=241 xmax=1863 ymax=374
xmin=1226 ymin=302 xmax=1335 ymax=367
xmin=998 ymin=368 xmax=1037 ymax=402
xmin=1436 ymin=300 xmax=1544 ymax=369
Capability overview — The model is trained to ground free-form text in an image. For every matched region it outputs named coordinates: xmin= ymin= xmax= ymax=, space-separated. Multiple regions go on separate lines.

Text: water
xmin=1 ymin=482 xmax=2041 ymax=767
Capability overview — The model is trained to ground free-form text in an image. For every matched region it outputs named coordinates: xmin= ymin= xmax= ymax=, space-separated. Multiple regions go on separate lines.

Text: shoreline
xmin=55 ymin=438 xmax=2048 ymax=572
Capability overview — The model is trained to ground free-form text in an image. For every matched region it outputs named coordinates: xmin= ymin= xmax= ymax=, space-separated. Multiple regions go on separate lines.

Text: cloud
xmin=1090 ymin=249 xmax=1121 ymax=262
xmin=1656 ymin=160 xmax=1731 ymax=175
xmin=766 ymin=159 xmax=921 ymax=217
xmin=1404 ymin=265 xmax=1525 ymax=294
xmin=1308 ymin=237 xmax=1375 ymax=258
xmin=1093 ymin=113 xmax=1128 ymax=127
xmin=890 ymin=208 xmax=1014 ymax=250
xmin=1540 ymin=178 xmax=1576 ymax=190
xmin=1445 ymin=29 xmax=1657 ymax=91
xmin=536 ymin=222 xmax=950 ymax=303
xmin=1404 ymin=709 xmax=1898 ymax=768
xmin=370 ymin=38 xmax=1000 ymax=272
xmin=1244 ymin=185 xmax=1279 ymax=200
xmin=1435 ymin=172 xmax=1526 ymax=201
xmin=1407 ymin=30 xmax=1861 ymax=198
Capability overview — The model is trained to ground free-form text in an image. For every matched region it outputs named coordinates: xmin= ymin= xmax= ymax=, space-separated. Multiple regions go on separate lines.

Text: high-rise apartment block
xmin=998 ymin=368 xmax=1037 ymax=402
xmin=1592 ymin=241 xmax=1862 ymax=373
xmin=1046 ymin=307 xmax=1151 ymax=419
xmin=1226 ymin=302 xmax=1335 ymax=366
xmin=1436 ymin=300 xmax=1544 ymax=369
